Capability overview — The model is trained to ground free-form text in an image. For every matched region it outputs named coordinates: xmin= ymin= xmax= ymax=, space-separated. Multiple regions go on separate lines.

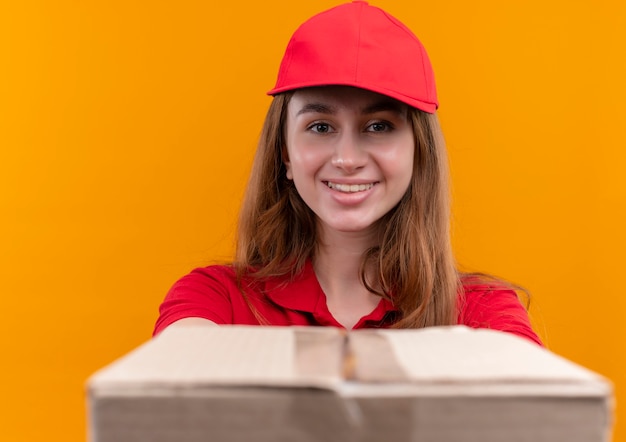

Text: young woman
xmin=154 ymin=1 xmax=542 ymax=346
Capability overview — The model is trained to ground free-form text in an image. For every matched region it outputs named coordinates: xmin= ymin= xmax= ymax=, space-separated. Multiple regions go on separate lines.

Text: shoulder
xmin=164 ymin=264 xmax=242 ymax=298
xmin=154 ymin=264 xmax=243 ymax=334
xmin=458 ymin=275 xmax=527 ymax=321
xmin=178 ymin=264 xmax=238 ymax=284
xmin=458 ymin=275 xmax=542 ymax=346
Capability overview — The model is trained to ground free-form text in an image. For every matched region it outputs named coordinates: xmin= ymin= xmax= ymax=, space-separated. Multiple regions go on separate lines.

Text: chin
xmin=322 ymin=218 xmax=379 ymax=235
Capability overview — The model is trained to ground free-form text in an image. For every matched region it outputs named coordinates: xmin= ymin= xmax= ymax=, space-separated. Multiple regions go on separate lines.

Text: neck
xmin=314 ymin=226 xmax=375 ymax=280
xmin=313 ymin=225 xmax=381 ymax=322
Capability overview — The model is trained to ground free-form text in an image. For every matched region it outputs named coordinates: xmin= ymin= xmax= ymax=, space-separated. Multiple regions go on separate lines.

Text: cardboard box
xmin=87 ymin=325 xmax=613 ymax=442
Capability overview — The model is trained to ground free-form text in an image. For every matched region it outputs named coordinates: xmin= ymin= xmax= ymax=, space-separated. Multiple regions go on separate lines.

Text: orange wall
xmin=1 ymin=1 xmax=624 ymax=440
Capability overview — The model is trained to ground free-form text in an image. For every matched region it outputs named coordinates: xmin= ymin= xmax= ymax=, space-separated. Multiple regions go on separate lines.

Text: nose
xmin=331 ymin=132 xmax=367 ymax=172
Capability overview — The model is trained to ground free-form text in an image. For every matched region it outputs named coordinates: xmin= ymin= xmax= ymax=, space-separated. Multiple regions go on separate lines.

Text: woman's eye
xmin=367 ymin=122 xmax=392 ymax=132
xmin=308 ymin=123 xmax=331 ymax=133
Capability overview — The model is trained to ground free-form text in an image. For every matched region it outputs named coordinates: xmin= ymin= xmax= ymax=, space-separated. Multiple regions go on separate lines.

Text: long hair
xmin=234 ymin=92 xmax=459 ymax=328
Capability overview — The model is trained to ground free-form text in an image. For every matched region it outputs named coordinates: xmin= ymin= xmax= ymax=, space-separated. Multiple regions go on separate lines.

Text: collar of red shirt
xmin=262 ymin=260 xmax=399 ymax=328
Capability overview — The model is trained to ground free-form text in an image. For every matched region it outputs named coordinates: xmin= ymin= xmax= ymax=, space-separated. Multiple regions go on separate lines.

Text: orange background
xmin=1 ymin=1 xmax=624 ymax=440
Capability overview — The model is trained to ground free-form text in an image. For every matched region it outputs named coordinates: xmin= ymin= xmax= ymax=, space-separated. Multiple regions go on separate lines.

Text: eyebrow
xmin=296 ymin=103 xmax=337 ymax=116
xmin=362 ymin=100 xmax=407 ymax=117
xmin=295 ymin=100 xmax=406 ymax=117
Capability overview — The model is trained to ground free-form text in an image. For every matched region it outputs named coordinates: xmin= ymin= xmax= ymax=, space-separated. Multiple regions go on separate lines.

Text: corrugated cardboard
xmin=87 ymin=325 xmax=613 ymax=442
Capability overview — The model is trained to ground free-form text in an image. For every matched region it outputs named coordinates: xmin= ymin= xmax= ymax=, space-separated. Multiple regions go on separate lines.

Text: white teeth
xmin=326 ymin=182 xmax=374 ymax=193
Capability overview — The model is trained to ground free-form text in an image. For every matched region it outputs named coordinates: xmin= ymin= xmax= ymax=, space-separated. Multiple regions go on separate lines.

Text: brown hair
xmin=234 ymin=92 xmax=459 ymax=328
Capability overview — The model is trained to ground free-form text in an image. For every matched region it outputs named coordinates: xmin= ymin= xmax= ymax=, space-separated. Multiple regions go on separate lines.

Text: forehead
xmin=288 ymin=86 xmax=408 ymax=115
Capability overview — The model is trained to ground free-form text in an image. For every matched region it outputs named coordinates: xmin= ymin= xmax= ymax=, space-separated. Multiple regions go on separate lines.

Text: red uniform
xmin=154 ymin=260 xmax=542 ymax=346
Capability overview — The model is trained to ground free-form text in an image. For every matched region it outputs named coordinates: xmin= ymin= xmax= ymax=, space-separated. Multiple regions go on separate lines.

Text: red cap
xmin=267 ymin=1 xmax=438 ymax=113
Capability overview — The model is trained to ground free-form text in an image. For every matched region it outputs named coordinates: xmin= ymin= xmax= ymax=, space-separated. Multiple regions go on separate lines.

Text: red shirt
xmin=154 ymin=261 xmax=542 ymax=346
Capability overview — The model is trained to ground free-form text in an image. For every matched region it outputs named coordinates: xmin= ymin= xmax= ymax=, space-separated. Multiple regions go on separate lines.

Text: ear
xmin=282 ymin=146 xmax=293 ymax=180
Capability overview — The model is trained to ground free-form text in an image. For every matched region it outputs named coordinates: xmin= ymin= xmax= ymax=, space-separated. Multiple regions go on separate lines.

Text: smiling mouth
xmin=325 ymin=181 xmax=376 ymax=193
